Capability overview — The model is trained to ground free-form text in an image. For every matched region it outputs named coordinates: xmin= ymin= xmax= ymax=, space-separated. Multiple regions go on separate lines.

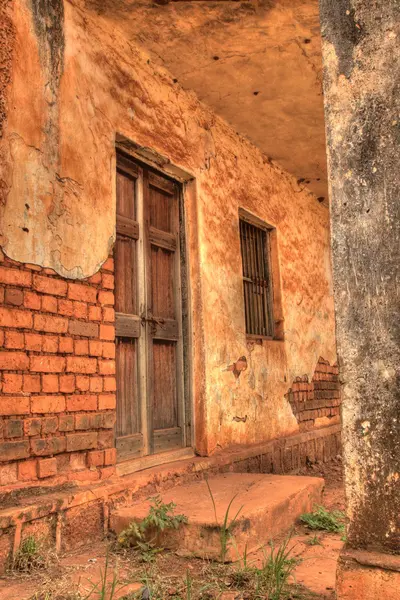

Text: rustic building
xmin=0 ymin=0 xmax=398 ymax=596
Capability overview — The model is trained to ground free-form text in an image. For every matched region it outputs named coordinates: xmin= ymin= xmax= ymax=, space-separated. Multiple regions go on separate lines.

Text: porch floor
xmin=110 ymin=473 xmax=324 ymax=561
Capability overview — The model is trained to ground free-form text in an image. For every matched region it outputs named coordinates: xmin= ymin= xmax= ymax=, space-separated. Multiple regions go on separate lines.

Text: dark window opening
xmin=239 ymin=215 xmax=274 ymax=338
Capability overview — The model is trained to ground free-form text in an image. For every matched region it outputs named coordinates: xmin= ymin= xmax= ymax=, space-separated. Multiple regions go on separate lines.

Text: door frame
xmin=114 ymin=137 xmax=196 ymax=474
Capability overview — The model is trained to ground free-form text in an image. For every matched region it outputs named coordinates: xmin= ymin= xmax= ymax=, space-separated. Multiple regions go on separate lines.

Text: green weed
xmin=300 ymin=505 xmax=345 ymax=534
xmin=306 ymin=535 xmax=322 ymax=546
xmin=255 ymin=533 xmax=297 ymax=600
xmin=205 ymin=477 xmax=243 ymax=563
xmin=12 ymin=536 xmax=47 ymax=573
xmin=117 ymin=495 xmax=188 ymax=561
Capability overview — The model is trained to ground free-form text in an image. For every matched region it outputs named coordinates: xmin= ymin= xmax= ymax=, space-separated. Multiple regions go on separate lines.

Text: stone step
xmin=110 ymin=473 xmax=324 ymax=561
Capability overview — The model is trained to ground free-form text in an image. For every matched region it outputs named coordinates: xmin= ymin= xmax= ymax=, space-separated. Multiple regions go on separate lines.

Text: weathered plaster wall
xmin=320 ymin=0 xmax=399 ymax=555
xmin=1 ymin=0 xmax=337 ymax=454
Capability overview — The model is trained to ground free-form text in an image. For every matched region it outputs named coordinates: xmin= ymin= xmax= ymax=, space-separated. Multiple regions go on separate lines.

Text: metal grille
xmin=239 ymin=218 xmax=274 ymax=337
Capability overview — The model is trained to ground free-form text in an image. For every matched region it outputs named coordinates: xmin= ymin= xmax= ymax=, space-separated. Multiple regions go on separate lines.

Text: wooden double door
xmin=114 ymin=153 xmax=188 ymax=463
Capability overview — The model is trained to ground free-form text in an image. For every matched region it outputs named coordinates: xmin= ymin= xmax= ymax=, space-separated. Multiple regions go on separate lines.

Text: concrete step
xmin=110 ymin=473 xmax=324 ymax=561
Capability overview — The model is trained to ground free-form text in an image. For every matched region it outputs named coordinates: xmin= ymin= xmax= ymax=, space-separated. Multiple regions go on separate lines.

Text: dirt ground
xmin=0 ymin=458 xmax=344 ymax=600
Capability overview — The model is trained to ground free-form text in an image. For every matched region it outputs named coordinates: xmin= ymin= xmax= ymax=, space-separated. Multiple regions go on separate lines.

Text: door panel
xmin=114 ymin=153 xmax=186 ymax=462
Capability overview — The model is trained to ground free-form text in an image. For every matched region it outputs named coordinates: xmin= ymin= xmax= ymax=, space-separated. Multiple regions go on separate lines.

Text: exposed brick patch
xmin=0 ymin=256 xmax=116 ymax=487
xmin=286 ymin=357 xmax=341 ymax=431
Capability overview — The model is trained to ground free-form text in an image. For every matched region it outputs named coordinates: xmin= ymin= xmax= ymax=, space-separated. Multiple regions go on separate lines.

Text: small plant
xmin=255 ymin=533 xmax=297 ymax=600
xmin=205 ymin=477 xmax=243 ymax=563
xmin=184 ymin=569 xmax=192 ymax=600
xmin=117 ymin=495 xmax=188 ymax=561
xmin=12 ymin=536 xmax=47 ymax=573
xmin=300 ymin=505 xmax=345 ymax=534
xmin=306 ymin=534 xmax=322 ymax=546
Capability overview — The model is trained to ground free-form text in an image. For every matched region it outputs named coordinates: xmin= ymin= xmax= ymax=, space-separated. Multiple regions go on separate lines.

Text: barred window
xmin=239 ymin=213 xmax=275 ymax=338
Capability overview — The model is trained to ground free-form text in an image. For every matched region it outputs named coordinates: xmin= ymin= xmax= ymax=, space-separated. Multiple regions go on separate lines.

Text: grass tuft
xmin=300 ymin=505 xmax=345 ymax=534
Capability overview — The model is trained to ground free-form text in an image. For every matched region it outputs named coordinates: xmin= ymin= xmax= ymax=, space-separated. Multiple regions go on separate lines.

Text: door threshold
xmin=116 ymin=447 xmax=195 ymax=477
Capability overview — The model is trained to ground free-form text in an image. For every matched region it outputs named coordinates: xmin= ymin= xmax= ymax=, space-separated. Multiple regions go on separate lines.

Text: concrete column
xmin=319 ymin=1 xmax=400 ymax=598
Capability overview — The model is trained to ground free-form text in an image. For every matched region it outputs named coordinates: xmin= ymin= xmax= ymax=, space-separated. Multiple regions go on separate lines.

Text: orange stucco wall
xmin=0 ymin=0 xmax=337 ymax=458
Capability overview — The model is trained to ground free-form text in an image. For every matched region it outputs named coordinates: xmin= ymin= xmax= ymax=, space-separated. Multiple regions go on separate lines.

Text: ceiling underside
xmin=86 ymin=0 xmax=328 ymax=199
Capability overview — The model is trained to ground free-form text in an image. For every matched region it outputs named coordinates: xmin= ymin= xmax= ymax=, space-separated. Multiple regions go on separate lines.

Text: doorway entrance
xmin=114 ymin=151 xmax=189 ymax=463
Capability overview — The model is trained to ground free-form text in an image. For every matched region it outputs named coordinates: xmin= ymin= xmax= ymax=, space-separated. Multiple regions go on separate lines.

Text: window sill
xmin=246 ymin=334 xmax=284 ymax=343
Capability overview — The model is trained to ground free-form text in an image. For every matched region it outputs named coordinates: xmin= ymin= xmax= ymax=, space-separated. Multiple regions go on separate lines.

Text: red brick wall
xmin=0 ymin=252 xmax=117 ymax=487
xmin=286 ymin=358 xmax=341 ymax=431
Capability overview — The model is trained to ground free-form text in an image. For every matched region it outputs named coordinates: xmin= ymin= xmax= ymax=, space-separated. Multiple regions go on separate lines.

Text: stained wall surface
xmin=0 ymin=0 xmax=337 ymax=470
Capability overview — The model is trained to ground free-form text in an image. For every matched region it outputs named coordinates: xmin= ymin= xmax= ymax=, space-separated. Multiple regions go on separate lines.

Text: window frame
xmin=239 ymin=209 xmax=284 ymax=341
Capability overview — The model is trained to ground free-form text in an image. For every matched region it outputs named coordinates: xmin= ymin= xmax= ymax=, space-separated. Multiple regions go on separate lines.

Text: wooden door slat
xmin=154 ymin=427 xmax=182 ymax=453
xmin=116 ymin=216 xmax=139 ymax=240
xmin=115 ymin=313 xmax=141 ymax=338
xmin=149 ymin=227 xmax=177 ymax=251
xmin=148 ymin=171 xmax=175 ymax=195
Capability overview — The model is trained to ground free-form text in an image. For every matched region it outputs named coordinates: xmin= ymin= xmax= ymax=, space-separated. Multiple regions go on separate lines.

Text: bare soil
xmin=0 ymin=459 xmax=344 ymax=600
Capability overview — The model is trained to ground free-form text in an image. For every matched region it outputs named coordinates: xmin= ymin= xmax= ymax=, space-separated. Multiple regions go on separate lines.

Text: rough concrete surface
xmin=320 ymin=0 xmax=400 ymax=555
xmin=111 ymin=473 xmax=324 ymax=560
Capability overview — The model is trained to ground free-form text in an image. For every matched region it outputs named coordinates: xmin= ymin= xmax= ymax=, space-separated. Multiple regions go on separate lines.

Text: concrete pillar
xmin=319 ymin=1 xmax=400 ymax=597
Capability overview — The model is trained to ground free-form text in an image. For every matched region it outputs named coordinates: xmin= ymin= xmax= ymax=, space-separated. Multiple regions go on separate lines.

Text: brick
xmin=24 ymin=263 xmax=41 ymax=271
xmin=58 ymin=299 xmax=74 ymax=317
xmin=101 ymin=412 xmax=116 ymax=429
xmin=0 ymin=352 xmax=29 ymax=371
xmin=59 ymin=336 xmax=74 ymax=353
xmin=87 ymin=450 xmax=104 ymax=467
xmin=4 ymin=288 xmax=23 ymax=306
xmin=56 ymin=453 xmax=70 ymax=472
xmin=69 ymin=452 xmax=87 ymax=471
xmin=66 ymin=356 xmax=97 ymax=374
xmin=0 ymin=396 xmax=30 ymax=416
xmin=66 ymin=394 xmax=97 ymax=412
xmin=58 ymin=375 xmax=74 ymax=394
xmin=98 ymin=430 xmax=114 ymax=449
xmin=98 ymin=291 xmax=114 ymax=306
xmin=102 ymin=258 xmax=114 ymax=272
xmin=87 ymin=271 xmax=102 ymax=285
xmin=103 ymin=377 xmax=116 ymax=392
xmin=102 ymin=307 xmax=115 ymax=323
xmin=34 ymin=313 xmax=68 ymax=334
xmin=72 ymin=302 xmax=88 ymax=320
xmin=31 ymin=436 xmax=66 ymax=456
xmin=99 ymin=324 xmax=115 ymax=341
xmin=102 ymin=342 xmax=115 ymax=359
xmin=24 ymin=291 xmax=41 ymax=310
xmin=0 ymin=307 xmax=32 ymax=329
xmin=66 ymin=432 xmax=98 ymax=452
xmin=69 ymin=468 xmax=100 ymax=482
xmin=59 ymin=415 xmax=74 ymax=432
xmin=0 ymin=267 xmax=31 ymax=287
xmin=68 ymin=283 xmax=97 ymax=303
xmin=89 ymin=340 xmax=103 ymax=357
xmin=0 ymin=440 xmax=29 ymax=461
xmin=37 ymin=457 xmax=57 ymax=478
xmin=41 ymin=417 xmax=58 ymax=434
xmin=24 ymin=418 xmax=42 ymax=436
xmin=41 ymin=295 xmax=58 ymax=313
xmin=102 ymin=273 xmax=114 ymax=290
xmin=104 ymin=447 xmax=117 ymax=466
xmin=42 ymin=268 xmax=57 ymax=275
xmin=68 ymin=320 xmax=99 ymax=338
xmin=30 ymin=355 xmax=65 ymax=373
xmin=88 ymin=306 xmax=102 ymax=321
xmin=89 ymin=377 xmax=103 ymax=392
xmin=4 ymin=419 xmax=23 ymax=438
xmin=98 ymin=393 xmax=116 ymax=410
xmin=98 ymin=360 xmax=115 ymax=375
xmin=0 ymin=287 xmax=3 ymax=304
xmin=31 ymin=395 xmax=65 ymax=414
xmin=100 ymin=466 xmax=116 ymax=480
xmin=2 ymin=373 xmax=23 ymax=393
xmin=42 ymin=374 xmax=59 ymax=393
xmin=18 ymin=459 xmax=38 ymax=481
xmin=75 ymin=413 xmax=91 ymax=430
xmin=42 ymin=334 xmax=59 ymax=352
xmin=33 ymin=274 xmax=67 ymax=297
xmin=74 ymin=339 xmax=89 ymax=356
xmin=0 ymin=463 xmax=18 ymax=485
xmin=4 ymin=331 xmax=24 ymax=349
xmin=23 ymin=374 xmax=41 ymax=393
xmin=25 ymin=332 xmax=42 ymax=351
xmin=76 ymin=375 xmax=90 ymax=391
